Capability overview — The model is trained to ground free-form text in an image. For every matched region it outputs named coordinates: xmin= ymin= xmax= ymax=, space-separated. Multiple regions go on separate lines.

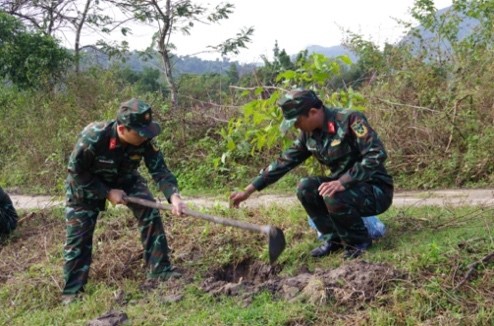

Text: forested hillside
xmin=79 ymin=48 xmax=258 ymax=76
xmin=1 ymin=0 xmax=493 ymax=194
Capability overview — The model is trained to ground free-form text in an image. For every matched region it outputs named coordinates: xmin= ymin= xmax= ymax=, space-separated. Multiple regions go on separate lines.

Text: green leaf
xmin=338 ymin=54 xmax=352 ymax=65
xmin=227 ymin=138 xmax=236 ymax=151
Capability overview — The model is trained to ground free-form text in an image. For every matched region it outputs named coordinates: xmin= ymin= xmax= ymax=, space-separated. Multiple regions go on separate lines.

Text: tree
xmin=257 ymin=41 xmax=296 ymax=87
xmin=1 ymin=0 xmax=132 ymax=73
xmin=177 ymin=72 xmax=230 ymax=107
xmin=226 ymin=63 xmax=239 ymax=84
xmin=116 ymin=0 xmax=253 ymax=108
xmin=1 ymin=0 xmax=64 ymax=34
xmin=118 ymin=66 xmax=167 ymax=95
xmin=0 ymin=12 xmax=72 ymax=88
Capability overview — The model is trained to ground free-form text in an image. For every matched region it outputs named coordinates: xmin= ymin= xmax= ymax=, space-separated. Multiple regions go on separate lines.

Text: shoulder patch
xmin=351 ymin=120 xmax=368 ymax=138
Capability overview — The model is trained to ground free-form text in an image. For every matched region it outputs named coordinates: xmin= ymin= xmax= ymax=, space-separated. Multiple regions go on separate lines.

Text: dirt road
xmin=9 ymin=189 xmax=494 ymax=210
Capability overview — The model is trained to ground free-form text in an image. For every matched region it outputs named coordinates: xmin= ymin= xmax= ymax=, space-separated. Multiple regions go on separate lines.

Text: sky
xmin=76 ymin=0 xmax=453 ymax=63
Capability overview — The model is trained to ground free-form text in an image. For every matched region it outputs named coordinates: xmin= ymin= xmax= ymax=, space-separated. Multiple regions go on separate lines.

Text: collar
xmin=321 ymin=107 xmax=336 ymax=134
xmin=109 ymin=121 xmax=122 ymax=150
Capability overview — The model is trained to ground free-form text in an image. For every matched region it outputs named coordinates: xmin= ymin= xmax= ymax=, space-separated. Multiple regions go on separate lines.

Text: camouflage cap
xmin=117 ymin=99 xmax=161 ymax=138
xmin=278 ymin=89 xmax=322 ymax=134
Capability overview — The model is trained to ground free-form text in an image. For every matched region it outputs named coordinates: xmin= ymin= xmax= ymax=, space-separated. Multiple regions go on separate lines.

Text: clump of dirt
xmin=313 ymin=260 xmax=405 ymax=304
xmin=201 ymin=258 xmax=282 ymax=297
xmin=87 ymin=310 xmax=128 ymax=326
xmin=201 ymin=259 xmax=405 ymax=307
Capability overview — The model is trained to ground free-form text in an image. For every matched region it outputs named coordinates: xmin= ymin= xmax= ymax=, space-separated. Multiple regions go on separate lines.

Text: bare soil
xmin=199 ymin=258 xmax=404 ymax=307
xmin=0 ymin=208 xmax=406 ymax=311
xmin=0 ymin=211 xmax=64 ymax=284
xmin=1 ymin=188 xmax=492 ymax=321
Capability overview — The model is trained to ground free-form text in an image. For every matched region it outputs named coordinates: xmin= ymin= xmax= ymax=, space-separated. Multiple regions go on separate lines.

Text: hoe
xmin=124 ymin=196 xmax=286 ymax=263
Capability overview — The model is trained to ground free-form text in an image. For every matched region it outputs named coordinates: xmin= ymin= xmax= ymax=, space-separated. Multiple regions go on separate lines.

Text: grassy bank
xmin=1 ymin=201 xmax=493 ymax=325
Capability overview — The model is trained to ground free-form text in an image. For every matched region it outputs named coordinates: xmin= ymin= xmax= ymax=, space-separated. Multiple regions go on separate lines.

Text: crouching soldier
xmin=230 ymin=89 xmax=393 ymax=260
xmin=62 ymin=99 xmax=187 ymax=304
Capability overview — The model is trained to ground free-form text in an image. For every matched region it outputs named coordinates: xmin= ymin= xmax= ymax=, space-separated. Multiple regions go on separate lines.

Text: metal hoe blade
xmin=268 ymin=226 xmax=286 ymax=263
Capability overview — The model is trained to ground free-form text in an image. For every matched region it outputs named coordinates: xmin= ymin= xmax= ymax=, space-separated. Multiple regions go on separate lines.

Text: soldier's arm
xmin=67 ymin=135 xmax=110 ymax=200
xmin=338 ymin=112 xmax=388 ymax=187
xmin=251 ymin=135 xmax=311 ymax=191
xmin=143 ymin=140 xmax=180 ymax=203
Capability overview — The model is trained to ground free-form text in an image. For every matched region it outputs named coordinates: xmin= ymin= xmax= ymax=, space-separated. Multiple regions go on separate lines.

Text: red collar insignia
xmin=327 ymin=121 xmax=335 ymax=134
xmin=109 ymin=138 xmax=117 ymax=150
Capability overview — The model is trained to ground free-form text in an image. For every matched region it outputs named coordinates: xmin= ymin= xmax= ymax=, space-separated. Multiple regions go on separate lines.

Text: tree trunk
xmin=74 ymin=0 xmax=92 ymax=74
xmin=157 ymin=31 xmax=178 ymax=108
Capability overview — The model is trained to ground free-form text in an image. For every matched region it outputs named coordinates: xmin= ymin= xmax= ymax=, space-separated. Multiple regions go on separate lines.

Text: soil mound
xmin=201 ymin=258 xmax=405 ymax=307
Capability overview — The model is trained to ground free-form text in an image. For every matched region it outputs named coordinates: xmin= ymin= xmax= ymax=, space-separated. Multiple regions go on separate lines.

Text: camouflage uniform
xmin=0 ymin=186 xmax=18 ymax=238
xmin=63 ymin=99 xmax=180 ymax=295
xmin=252 ymin=90 xmax=393 ymax=246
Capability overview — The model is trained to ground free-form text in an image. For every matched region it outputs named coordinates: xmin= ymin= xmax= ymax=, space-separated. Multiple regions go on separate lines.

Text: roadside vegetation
xmin=1 ymin=1 xmax=494 ymax=194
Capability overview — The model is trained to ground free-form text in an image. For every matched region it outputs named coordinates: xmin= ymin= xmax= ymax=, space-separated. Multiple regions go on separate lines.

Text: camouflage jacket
xmin=252 ymin=107 xmax=393 ymax=191
xmin=65 ymin=121 xmax=179 ymax=209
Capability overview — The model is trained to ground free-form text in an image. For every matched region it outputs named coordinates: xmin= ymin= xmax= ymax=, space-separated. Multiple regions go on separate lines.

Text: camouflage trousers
xmin=63 ymin=178 xmax=171 ymax=295
xmin=296 ymin=177 xmax=393 ymax=245
xmin=0 ymin=187 xmax=18 ymax=236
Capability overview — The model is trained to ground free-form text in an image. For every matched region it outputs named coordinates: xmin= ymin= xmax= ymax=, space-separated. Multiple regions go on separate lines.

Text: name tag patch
xmin=331 ymin=139 xmax=341 ymax=147
xmin=98 ymin=159 xmax=114 ymax=164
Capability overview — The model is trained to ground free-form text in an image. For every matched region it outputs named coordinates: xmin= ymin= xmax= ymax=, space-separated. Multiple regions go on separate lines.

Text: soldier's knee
xmin=322 ymin=195 xmax=346 ymax=213
xmin=296 ymin=178 xmax=317 ymax=198
xmin=297 ymin=177 xmax=323 ymax=202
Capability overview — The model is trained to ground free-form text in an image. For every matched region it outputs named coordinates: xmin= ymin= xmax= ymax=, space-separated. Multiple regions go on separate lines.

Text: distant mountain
xmin=305 ymin=45 xmax=358 ymax=61
xmin=79 ymin=48 xmax=257 ymax=76
xmin=400 ymin=6 xmax=479 ymax=54
xmin=301 ymin=6 xmax=480 ymax=63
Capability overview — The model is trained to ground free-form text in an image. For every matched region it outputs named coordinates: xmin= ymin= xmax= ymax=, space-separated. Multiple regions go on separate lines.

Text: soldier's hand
xmin=229 ymin=192 xmax=247 ymax=208
xmin=318 ymin=180 xmax=345 ymax=198
xmin=229 ymin=191 xmax=251 ymax=208
xmin=230 ymin=184 xmax=256 ymax=208
xmin=107 ymin=189 xmax=127 ymax=206
xmin=170 ymin=194 xmax=187 ymax=216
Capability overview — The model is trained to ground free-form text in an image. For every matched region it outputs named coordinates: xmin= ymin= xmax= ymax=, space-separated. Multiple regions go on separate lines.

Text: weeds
xmin=1 ymin=203 xmax=493 ymax=325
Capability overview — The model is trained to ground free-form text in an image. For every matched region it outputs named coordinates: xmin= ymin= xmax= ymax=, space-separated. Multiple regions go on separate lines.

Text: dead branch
xmin=375 ymin=97 xmax=439 ymax=113
xmin=178 ymin=94 xmax=243 ymax=109
xmin=454 ymin=251 xmax=494 ymax=290
xmin=17 ymin=212 xmax=35 ymax=225
xmin=228 ymin=85 xmax=286 ymax=92
xmin=204 ymin=114 xmax=229 ymax=123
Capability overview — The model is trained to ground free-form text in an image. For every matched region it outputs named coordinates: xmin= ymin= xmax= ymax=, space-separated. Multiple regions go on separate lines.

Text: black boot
xmin=343 ymin=240 xmax=372 ymax=259
xmin=310 ymin=241 xmax=343 ymax=257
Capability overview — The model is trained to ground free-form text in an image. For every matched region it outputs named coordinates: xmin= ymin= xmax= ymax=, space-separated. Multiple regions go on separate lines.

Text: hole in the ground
xmin=210 ymin=258 xmax=282 ymax=283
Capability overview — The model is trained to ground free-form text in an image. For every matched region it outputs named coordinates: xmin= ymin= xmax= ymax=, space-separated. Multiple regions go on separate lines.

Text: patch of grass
xmin=1 ymin=203 xmax=493 ymax=325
